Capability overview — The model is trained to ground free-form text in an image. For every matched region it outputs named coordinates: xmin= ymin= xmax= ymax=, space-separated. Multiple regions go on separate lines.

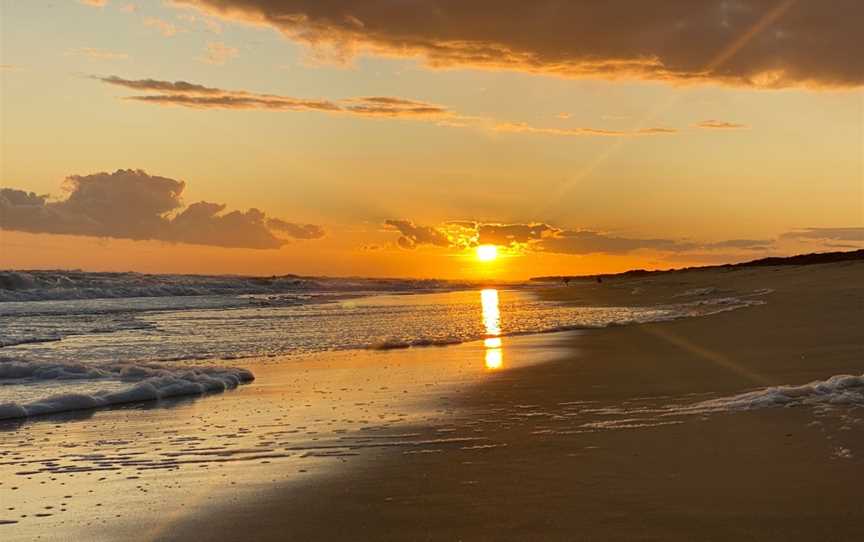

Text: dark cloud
xmin=175 ymin=0 xmax=863 ymax=88
xmin=384 ymin=219 xmax=450 ymax=249
xmin=780 ymin=227 xmax=864 ymax=242
xmin=0 ymin=169 xmax=324 ymax=249
xmin=695 ymin=120 xmax=748 ymax=129
xmin=97 ymin=76 xmax=447 ymax=117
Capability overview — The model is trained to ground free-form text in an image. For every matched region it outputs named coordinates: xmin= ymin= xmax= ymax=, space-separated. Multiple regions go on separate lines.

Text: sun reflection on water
xmin=481 ymin=289 xmax=503 ymax=369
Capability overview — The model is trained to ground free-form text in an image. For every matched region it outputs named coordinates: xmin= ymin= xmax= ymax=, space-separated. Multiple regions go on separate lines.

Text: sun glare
xmin=476 ymin=244 xmax=498 ymax=262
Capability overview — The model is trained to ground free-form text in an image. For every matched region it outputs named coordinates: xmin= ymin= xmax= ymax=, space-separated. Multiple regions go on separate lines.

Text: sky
xmin=1 ymin=0 xmax=862 ymax=279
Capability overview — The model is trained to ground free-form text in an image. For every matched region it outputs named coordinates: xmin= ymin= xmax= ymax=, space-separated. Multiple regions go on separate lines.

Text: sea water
xmin=0 ymin=270 xmax=762 ymax=419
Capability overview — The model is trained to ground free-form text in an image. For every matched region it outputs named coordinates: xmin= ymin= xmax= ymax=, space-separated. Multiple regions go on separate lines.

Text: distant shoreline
xmin=530 ymin=248 xmax=864 ymax=282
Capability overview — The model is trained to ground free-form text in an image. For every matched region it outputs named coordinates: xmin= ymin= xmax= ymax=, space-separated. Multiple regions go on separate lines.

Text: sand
xmin=2 ymin=260 xmax=862 ymax=541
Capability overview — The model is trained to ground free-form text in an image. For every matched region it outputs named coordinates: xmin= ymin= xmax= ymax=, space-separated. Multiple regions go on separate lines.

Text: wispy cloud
xmin=66 ymin=48 xmax=129 ymax=60
xmin=494 ymin=122 xmax=677 ymax=137
xmin=695 ymin=120 xmax=749 ymax=130
xmin=198 ymin=42 xmax=238 ymax=65
xmin=96 ymin=76 xmax=451 ymax=118
xmin=94 ymin=76 xmax=751 ymax=139
xmin=144 ymin=17 xmax=180 ymax=37
xmin=780 ymin=227 xmax=864 ymax=242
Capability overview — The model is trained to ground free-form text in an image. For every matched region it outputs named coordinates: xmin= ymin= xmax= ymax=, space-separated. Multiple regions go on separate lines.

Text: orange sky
xmin=1 ymin=1 xmax=862 ymax=279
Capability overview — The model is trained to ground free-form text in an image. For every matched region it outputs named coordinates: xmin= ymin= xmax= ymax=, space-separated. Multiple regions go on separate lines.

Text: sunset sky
xmin=1 ymin=0 xmax=862 ymax=279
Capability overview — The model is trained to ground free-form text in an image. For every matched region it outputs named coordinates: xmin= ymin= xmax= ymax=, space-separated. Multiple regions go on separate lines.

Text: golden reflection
xmin=484 ymin=348 xmax=503 ymax=370
xmin=481 ymin=288 xmax=503 ymax=369
xmin=484 ymin=337 xmax=502 ymax=348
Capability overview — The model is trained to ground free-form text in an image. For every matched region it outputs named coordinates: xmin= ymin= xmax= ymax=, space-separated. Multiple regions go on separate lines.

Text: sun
xmin=476 ymin=244 xmax=498 ymax=262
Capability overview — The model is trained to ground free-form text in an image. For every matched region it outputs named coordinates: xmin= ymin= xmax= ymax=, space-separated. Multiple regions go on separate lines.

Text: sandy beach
xmin=2 ymin=259 xmax=862 ymax=541
xmin=164 ymin=259 xmax=863 ymax=542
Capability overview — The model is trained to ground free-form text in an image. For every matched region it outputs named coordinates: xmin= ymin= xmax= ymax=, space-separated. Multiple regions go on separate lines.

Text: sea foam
xmin=684 ymin=373 xmax=864 ymax=413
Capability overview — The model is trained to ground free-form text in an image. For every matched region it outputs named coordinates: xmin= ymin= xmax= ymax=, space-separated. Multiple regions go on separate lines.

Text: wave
xmin=0 ymin=270 xmax=486 ymax=302
xmin=0 ymin=360 xmax=254 ymax=420
xmin=682 ymin=373 xmax=864 ymax=413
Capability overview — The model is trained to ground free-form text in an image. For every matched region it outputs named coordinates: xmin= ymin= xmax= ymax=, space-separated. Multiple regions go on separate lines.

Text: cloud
xmin=703 ymin=239 xmax=773 ymax=250
xmin=494 ymin=122 xmax=677 ymax=137
xmin=266 ymin=218 xmax=325 ymax=240
xmin=96 ymin=75 xmax=449 ymax=117
xmin=382 ymin=219 xmax=777 ymax=256
xmin=538 ymin=229 xmax=694 ymax=255
xmin=199 ymin=42 xmax=238 ymax=65
xmin=0 ymin=169 xmax=324 ymax=249
xmin=384 ymin=220 xmax=451 ymax=249
xmin=780 ymin=227 xmax=864 ymax=242
xmin=695 ymin=120 xmax=748 ymax=129
xmin=144 ymin=17 xmax=180 ymax=37
xmin=94 ymin=76 xmax=761 ymax=138
xmin=66 ymin=48 xmax=129 ymax=60
xmin=173 ymin=0 xmax=864 ymax=89
xmin=477 ymin=223 xmax=558 ymax=245
xmin=79 ymin=0 xmax=108 ymax=6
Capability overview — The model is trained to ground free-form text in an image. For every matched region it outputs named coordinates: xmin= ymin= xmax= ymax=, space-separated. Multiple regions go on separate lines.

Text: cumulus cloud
xmin=267 ymin=218 xmax=325 ymax=240
xmin=172 ymin=0 xmax=864 ymax=89
xmin=695 ymin=120 xmax=748 ymax=129
xmin=96 ymin=75 xmax=449 ymax=117
xmin=384 ymin=220 xmax=451 ymax=249
xmin=0 ymin=169 xmax=324 ymax=249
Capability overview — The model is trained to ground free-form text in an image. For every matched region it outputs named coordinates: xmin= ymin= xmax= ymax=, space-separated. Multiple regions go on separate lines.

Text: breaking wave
xmin=0 ymin=360 xmax=254 ymax=420
xmin=0 ymin=270 xmax=481 ymax=302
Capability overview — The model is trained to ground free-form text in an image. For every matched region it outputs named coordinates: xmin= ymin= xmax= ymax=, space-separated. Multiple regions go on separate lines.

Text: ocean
xmin=0 ymin=270 xmax=763 ymax=420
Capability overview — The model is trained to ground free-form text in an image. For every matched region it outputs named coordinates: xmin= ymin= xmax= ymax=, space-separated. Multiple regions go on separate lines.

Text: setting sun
xmin=476 ymin=245 xmax=498 ymax=262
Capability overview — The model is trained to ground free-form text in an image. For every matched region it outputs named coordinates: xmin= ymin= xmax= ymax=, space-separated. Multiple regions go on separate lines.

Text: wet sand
xmin=3 ymin=260 xmax=862 ymax=541
xmin=167 ymin=260 xmax=864 ymax=541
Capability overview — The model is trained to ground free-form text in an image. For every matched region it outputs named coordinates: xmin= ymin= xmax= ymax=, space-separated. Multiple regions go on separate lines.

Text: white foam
xmin=0 ymin=362 xmax=254 ymax=420
xmin=683 ymin=373 xmax=864 ymax=413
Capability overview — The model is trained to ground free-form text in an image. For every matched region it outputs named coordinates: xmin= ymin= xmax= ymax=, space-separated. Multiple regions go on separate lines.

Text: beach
xmin=2 ymin=259 xmax=862 ymax=541
xmin=168 ymin=259 xmax=864 ymax=541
